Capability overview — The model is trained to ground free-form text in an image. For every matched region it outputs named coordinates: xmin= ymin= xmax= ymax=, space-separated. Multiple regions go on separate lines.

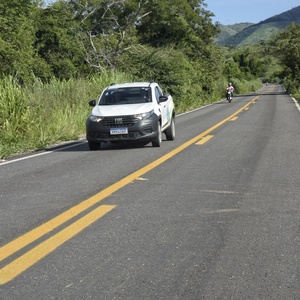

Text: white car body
xmin=86 ymin=81 xmax=175 ymax=150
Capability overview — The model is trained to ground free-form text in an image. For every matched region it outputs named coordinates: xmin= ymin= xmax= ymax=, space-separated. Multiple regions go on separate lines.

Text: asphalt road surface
xmin=1 ymin=84 xmax=300 ymax=299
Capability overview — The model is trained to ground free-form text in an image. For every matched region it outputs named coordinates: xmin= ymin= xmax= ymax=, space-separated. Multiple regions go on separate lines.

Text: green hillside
xmin=216 ymin=6 xmax=300 ymax=46
xmin=216 ymin=23 xmax=253 ymax=45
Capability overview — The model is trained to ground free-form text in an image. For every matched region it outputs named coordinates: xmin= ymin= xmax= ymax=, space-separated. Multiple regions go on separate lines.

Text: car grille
xmin=88 ymin=126 xmax=153 ymax=140
xmin=101 ymin=116 xmax=139 ymax=127
xmin=98 ymin=132 xmax=138 ymax=139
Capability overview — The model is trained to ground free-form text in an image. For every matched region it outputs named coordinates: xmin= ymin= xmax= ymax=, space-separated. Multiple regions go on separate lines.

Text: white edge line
xmin=0 ymin=143 xmax=85 ymax=166
xmin=291 ymin=96 xmax=300 ymax=112
xmin=0 ymin=151 xmax=52 ymax=165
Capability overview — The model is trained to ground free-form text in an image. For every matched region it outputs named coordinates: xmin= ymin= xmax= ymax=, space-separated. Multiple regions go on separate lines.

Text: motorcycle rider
xmin=226 ymin=83 xmax=234 ymax=100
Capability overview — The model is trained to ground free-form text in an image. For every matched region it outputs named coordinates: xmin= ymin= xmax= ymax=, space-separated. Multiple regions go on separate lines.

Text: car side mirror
xmin=89 ymin=100 xmax=96 ymax=107
xmin=159 ymin=95 xmax=169 ymax=102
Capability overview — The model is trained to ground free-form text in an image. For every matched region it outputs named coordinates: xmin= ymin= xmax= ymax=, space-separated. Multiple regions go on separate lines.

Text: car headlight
xmin=135 ymin=109 xmax=154 ymax=120
xmin=89 ymin=115 xmax=103 ymax=122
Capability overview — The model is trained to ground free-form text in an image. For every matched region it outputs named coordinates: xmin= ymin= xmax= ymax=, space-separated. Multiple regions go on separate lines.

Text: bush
xmin=120 ymin=46 xmax=223 ymax=112
xmin=227 ymin=78 xmax=262 ymax=94
xmin=284 ymin=78 xmax=300 ymax=101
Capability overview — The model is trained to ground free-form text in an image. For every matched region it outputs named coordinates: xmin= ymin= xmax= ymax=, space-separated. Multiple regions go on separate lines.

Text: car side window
xmin=154 ymin=87 xmax=163 ymax=103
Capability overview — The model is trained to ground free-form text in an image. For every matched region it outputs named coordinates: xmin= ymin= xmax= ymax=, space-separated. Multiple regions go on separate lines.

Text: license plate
xmin=110 ymin=128 xmax=128 ymax=135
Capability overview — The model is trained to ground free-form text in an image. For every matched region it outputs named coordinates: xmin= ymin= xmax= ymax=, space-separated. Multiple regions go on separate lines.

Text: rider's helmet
xmin=229 ymin=82 xmax=232 ymax=86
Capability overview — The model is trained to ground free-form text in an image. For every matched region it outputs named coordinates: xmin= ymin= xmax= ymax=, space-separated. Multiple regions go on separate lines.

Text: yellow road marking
xmin=196 ymin=135 xmax=214 ymax=145
xmin=230 ymin=117 xmax=238 ymax=121
xmin=0 ymin=205 xmax=115 ymax=284
xmin=0 ymin=95 xmax=259 ymax=283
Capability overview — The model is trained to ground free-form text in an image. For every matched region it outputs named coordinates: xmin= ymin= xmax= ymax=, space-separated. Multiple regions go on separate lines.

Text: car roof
xmin=106 ymin=82 xmax=156 ymax=90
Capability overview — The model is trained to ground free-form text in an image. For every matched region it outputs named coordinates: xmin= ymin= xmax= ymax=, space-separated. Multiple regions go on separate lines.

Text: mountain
xmin=216 ymin=6 xmax=300 ymax=46
xmin=216 ymin=23 xmax=254 ymax=45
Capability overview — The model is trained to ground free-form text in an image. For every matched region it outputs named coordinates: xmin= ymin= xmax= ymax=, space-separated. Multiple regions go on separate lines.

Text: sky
xmin=205 ymin=0 xmax=300 ymax=25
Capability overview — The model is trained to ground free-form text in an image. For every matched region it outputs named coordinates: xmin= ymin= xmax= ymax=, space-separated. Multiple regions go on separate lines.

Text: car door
xmin=154 ymin=86 xmax=168 ymax=128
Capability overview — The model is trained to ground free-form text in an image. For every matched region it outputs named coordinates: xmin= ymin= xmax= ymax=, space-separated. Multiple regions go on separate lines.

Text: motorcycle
xmin=226 ymin=89 xmax=233 ymax=103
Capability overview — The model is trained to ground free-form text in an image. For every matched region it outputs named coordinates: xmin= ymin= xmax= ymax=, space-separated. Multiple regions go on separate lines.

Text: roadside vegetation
xmin=0 ymin=73 xmax=130 ymax=158
xmin=0 ymin=0 xmax=299 ymax=159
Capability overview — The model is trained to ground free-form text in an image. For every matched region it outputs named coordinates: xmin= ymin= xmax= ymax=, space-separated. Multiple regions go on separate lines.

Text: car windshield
xmin=98 ymin=87 xmax=152 ymax=105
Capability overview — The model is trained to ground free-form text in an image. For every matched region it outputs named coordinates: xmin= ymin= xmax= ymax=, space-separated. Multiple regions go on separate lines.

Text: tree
xmin=135 ymin=0 xmax=219 ymax=55
xmin=272 ymin=23 xmax=300 ymax=80
xmin=34 ymin=1 xmax=85 ymax=80
xmin=0 ymin=0 xmax=36 ymax=83
xmin=67 ymin=0 xmax=150 ymax=70
xmin=67 ymin=0 xmax=220 ymax=71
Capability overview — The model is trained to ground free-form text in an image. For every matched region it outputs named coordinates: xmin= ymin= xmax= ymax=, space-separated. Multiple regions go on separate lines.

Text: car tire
xmin=152 ymin=122 xmax=162 ymax=147
xmin=165 ymin=116 xmax=175 ymax=140
xmin=88 ymin=141 xmax=101 ymax=150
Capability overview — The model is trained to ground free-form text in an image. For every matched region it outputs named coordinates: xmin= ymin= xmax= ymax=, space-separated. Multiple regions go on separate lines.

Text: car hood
xmin=91 ymin=103 xmax=154 ymax=117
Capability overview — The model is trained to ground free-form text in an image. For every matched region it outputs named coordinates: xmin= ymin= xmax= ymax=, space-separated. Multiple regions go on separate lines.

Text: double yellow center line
xmin=0 ymin=96 xmax=259 ymax=284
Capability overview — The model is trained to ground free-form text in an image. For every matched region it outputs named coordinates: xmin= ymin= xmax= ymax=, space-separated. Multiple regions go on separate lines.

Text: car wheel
xmin=152 ymin=122 xmax=162 ymax=147
xmin=88 ymin=141 xmax=101 ymax=150
xmin=165 ymin=116 xmax=175 ymax=140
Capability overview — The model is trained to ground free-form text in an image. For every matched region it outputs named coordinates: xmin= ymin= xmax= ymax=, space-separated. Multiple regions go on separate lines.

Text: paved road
xmin=1 ymin=84 xmax=300 ymax=299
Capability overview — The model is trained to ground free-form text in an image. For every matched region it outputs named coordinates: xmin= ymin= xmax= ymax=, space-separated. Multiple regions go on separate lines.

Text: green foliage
xmin=119 ymin=43 xmax=226 ymax=111
xmin=223 ymin=43 xmax=281 ymax=82
xmin=230 ymin=78 xmax=262 ymax=94
xmin=224 ymin=60 xmax=243 ymax=81
xmin=34 ymin=2 xmax=85 ymax=80
xmin=0 ymin=77 xmax=31 ymax=156
xmin=0 ymin=0 xmax=36 ymax=83
xmin=136 ymin=0 xmax=214 ymax=45
xmin=270 ymin=23 xmax=300 ymax=98
xmin=215 ymin=23 xmax=254 ymax=45
xmin=272 ymin=23 xmax=300 ymax=78
xmin=0 ymin=72 xmax=130 ymax=158
xmin=0 ymin=0 xmax=221 ymax=81
xmin=67 ymin=0 xmax=144 ymax=70
xmin=283 ymin=76 xmax=300 ymax=100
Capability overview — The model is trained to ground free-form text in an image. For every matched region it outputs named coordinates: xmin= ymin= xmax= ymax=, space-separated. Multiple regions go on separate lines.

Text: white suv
xmin=86 ymin=81 xmax=175 ymax=150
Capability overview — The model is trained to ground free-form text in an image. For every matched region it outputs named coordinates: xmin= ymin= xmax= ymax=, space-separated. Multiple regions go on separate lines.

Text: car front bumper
xmin=86 ymin=114 xmax=159 ymax=143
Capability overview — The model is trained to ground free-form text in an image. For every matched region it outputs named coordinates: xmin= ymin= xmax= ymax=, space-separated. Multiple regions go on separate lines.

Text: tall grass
xmin=0 ymin=72 xmax=131 ymax=158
